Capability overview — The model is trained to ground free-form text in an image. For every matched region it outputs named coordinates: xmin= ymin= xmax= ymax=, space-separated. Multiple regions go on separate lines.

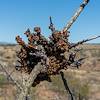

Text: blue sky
xmin=0 ymin=0 xmax=100 ymax=43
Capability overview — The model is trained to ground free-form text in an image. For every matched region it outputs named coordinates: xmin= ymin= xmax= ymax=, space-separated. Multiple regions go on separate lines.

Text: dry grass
xmin=0 ymin=44 xmax=100 ymax=99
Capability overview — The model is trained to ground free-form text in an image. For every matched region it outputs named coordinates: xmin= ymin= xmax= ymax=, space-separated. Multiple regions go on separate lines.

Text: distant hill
xmin=0 ymin=42 xmax=16 ymax=46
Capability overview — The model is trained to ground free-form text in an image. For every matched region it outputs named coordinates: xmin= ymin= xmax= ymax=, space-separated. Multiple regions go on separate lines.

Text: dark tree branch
xmin=60 ymin=71 xmax=74 ymax=100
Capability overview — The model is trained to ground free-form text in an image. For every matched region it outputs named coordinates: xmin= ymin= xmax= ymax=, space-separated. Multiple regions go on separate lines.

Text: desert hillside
xmin=0 ymin=44 xmax=100 ymax=100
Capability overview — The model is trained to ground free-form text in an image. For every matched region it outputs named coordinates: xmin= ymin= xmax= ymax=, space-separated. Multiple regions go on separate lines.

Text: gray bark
xmin=17 ymin=62 xmax=43 ymax=100
xmin=62 ymin=0 xmax=89 ymax=32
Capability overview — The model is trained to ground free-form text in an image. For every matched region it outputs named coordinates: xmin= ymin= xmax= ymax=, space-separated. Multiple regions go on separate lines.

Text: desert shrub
xmin=63 ymin=71 xmax=90 ymax=100
xmin=91 ymin=50 xmax=100 ymax=57
xmin=0 ymin=75 xmax=7 ymax=87
xmin=78 ymin=83 xmax=90 ymax=100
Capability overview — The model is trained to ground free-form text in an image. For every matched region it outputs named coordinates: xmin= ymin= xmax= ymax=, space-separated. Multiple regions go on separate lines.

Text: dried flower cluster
xmin=15 ymin=25 xmax=73 ymax=75
xmin=15 ymin=17 xmax=99 ymax=75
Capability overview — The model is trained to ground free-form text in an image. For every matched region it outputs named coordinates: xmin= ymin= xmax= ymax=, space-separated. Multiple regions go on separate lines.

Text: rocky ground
xmin=0 ymin=44 xmax=100 ymax=100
